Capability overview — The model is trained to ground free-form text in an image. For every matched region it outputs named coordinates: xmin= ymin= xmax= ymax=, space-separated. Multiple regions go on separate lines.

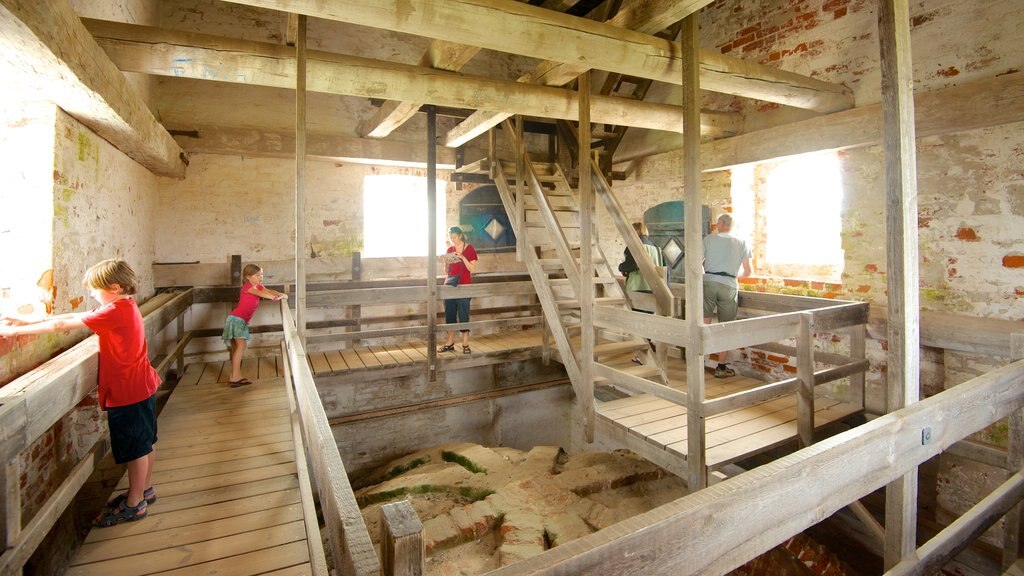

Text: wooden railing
xmin=279 ymin=301 xmax=380 ymax=576
xmin=485 ymin=358 xmax=1024 ymax=576
xmin=0 ymin=289 xmax=193 ymax=574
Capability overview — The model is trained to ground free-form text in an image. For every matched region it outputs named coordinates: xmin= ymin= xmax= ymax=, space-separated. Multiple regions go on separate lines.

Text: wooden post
xmin=579 ymin=70 xmax=595 ymax=443
xmin=1003 ymin=333 xmax=1024 ymax=570
xmin=230 ymin=254 xmax=241 ymax=286
xmin=488 ymin=127 xmax=497 ymax=180
xmin=380 ymin=500 xmax=424 ymax=576
xmin=351 ymin=252 xmax=362 ymax=344
xmin=848 ymin=323 xmax=866 ymax=408
xmin=426 ymin=105 xmax=439 ymax=382
xmin=681 ymin=13 xmax=707 ymax=491
xmin=294 ymin=14 xmax=308 ymax=345
xmin=797 ymin=312 xmax=816 ymax=447
xmin=515 ymin=115 xmax=526 ymax=259
xmin=878 ymin=0 xmax=921 ymax=568
xmin=175 ymin=314 xmax=185 ymax=377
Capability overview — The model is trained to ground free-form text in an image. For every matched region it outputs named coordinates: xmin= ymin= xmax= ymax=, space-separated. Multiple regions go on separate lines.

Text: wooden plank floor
xmin=596 ymin=354 xmax=863 ymax=470
xmin=306 ymin=328 xmax=546 ymax=377
xmin=67 ymin=360 xmax=315 ymax=576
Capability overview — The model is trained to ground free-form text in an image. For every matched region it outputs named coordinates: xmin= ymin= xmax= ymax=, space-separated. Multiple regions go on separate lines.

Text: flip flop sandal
xmin=438 ymin=344 xmax=455 ymax=353
xmin=462 ymin=345 xmax=472 ymax=354
xmin=229 ymin=379 xmax=252 ymax=388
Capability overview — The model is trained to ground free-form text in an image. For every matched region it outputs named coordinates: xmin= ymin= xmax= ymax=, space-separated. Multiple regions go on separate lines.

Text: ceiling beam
xmin=220 ymin=0 xmax=853 ymax=114
xmin=83 ymin=20 xmax=741 ymax=137
xmin=614 ymin=72 xmax=1024 ymax=171
xmin=447 ymin=0 xmax=714 ymax=147
xmin=173 ymin=126 xmax=461 ymax=167
xmin=0 ymin=0 xmax=186 ymax=178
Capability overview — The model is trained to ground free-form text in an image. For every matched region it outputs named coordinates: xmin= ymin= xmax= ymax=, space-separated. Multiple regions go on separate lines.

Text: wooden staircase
xmin=489 ymin=119 xmax=678 ymax=436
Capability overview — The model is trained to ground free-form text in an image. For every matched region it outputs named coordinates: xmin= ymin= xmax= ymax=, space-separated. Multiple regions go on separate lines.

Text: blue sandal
xmin=107 ymin=486 xmax=156 ymax=509
xmin=93 ymin=498 xmax=147 ymax=527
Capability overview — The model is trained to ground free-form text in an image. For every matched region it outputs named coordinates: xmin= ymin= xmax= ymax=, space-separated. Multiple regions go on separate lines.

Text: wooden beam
xmin=358 ymin=40 xmax=482 ymax=138
xmin=221 ymin=0 xmax=851 ymax=114
xmin=580 ymin=70 xmax=595 ymax=443
xmin=623 ymin=72 xmax=1024 ymax=170
xmin=171 ymin=125 xmax=460 ymax=166
xmin=878 ymin=0 xmax=921 ymax=568
xmin=295 ymin=14 xmax=308 ymax=343
xmin=83 ymin=20 xmax=740 ymax=137
xmin=0 ymin=0 xmax=185 ymax=177
xmin=446 ymin=0 xmax=716 ymax=146
xmin=481 ymin=358 xmax=1024 ymax=576
xmin=426 ymin=105 xmax=439 ymax=382
xmin=681 ymin=13 xmax=707 ymax=491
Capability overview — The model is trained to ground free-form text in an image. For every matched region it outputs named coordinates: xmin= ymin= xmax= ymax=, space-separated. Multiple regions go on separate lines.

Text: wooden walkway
xmin=596 ymin=355 xmax=862 ymax=471
xmin=67 ymin=361 xmax=315 ymax=576
xmin=306 ymin=328 xmax=545 ymax=376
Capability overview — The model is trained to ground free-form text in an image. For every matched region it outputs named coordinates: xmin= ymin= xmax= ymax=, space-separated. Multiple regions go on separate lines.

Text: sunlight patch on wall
xmin=0 ymin=99 xmax=57 ymax=318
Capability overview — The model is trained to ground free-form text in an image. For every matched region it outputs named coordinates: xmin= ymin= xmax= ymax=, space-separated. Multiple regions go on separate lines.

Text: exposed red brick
xmin=767 ymin=51 xmax=783 ymax=62
xmin=1004 ymin=254 xmax=1024 ymax=268
xmin=811 ymin=281 xmax=825 ymax=290
xmin=833 ymin=6 xmax=847 ymax=18
xmin=733 ymin=33 xmax=756 ymax=47
xmin=856 ymin=285 xmax=871 ymax=292
xmin=721 ymin=42 xmax=734 ymax=54
xmin=783 ymin=364 xmax=798 ymax=374
xmin=918 ymin=215 xmax=931 ymax=228
xmin=948 ymin=267 xmax=958 ymax=278
xmin=823 ymin=292 xmax=841 ymax=299
xmin=743 ymin=39 xmax=764 ymax=53
xmin=1015 ymin=288 xmax=1024 ymax=296
xmin=954 ymin=227 xmax=980 ymax=241
xmin=783 ymin=279 xmax=805 ymax=287
xmin=936 ymin=66 xmax=960 ymax=77
xmin=822 ymin=0 xmax=850 ymax=9
xmin=767 ymin=354 xmax=790 ymax=364
xmin=738 ymin=25 xmax=760 ymax=37
xmin=865 ymin=263 xmax=879 ymax=273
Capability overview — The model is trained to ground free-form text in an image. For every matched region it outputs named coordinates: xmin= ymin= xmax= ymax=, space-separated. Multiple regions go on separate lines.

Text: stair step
xmin=558 ymin=297 xmax=627 ymax=310
xmin=619 ymin=364 xmax=662 ymax=378
xmin=548 ymin=277 xmax=616 ymax=287
xmin=592 ymin=340 xmax=649 ymax=358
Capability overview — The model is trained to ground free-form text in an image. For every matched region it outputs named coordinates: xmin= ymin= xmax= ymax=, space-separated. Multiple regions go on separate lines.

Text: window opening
xmin=362 ymin=174 xmax=447 ymax=258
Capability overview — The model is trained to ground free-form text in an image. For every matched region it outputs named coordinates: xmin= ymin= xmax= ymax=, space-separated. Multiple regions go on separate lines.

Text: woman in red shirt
xmin=438 ymin=226 xmax=478 ymax=354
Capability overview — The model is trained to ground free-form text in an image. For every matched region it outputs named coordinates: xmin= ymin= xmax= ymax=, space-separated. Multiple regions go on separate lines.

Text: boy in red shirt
xmin=0 ymin=259 xmax=160 ymax=526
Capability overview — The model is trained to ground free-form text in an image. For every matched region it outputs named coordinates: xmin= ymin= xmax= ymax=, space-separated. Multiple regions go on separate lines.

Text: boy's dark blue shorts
xmin=107 ymin=394 xmax=158 ymax=464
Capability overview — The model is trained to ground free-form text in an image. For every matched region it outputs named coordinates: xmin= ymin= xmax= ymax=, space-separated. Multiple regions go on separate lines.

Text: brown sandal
xmin=462 ymin=345 xmax=471 ymax=354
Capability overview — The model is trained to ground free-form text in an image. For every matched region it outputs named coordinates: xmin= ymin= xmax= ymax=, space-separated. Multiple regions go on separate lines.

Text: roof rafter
xmin=220 ymin=0 xmax=853 ymax=117
xmin=83 ymin=20 xmax=741 ymax=137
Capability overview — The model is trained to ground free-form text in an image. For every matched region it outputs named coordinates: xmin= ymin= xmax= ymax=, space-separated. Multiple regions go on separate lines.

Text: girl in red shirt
xmin=222 ymin=264 xmax=288 ymax=387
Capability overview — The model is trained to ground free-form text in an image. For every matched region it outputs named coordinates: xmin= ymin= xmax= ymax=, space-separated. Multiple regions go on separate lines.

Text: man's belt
xmin=707 ymin=271 xmax=736 ymax=278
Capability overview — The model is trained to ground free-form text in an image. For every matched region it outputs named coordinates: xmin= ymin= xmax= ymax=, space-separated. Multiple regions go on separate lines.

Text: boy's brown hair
xmin=83 ymin=259 xmax=139 ymax=295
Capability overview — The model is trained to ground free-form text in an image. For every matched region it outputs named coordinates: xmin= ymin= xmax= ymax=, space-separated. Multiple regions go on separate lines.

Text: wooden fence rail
xmin=280 ymin=301 xmax=380 ymax=576
xmin=486 ymin=358 xmax=1024 ymax=576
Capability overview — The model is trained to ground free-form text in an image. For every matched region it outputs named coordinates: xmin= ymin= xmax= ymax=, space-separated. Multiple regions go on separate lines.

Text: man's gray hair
xmin=717 ymin=213 xmax=733 ymax=228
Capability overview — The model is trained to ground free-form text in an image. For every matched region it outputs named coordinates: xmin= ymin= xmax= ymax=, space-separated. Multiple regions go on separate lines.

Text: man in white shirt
xmin=703 ymin=214 xmax=752 ymax=378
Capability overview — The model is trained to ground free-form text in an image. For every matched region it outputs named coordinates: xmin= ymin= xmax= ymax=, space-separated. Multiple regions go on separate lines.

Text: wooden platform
xmin=306 ymin=328 xmax=545 ymax=377
xmin=66 ymin=361 xmax=315 ymax=576
xmin=596 ymin=357 xmax=862 ymax=470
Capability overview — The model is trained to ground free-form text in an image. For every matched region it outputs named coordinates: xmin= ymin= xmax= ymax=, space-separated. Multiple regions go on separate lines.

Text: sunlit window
xmin=363 ymin=175 xmax=448 ymax=258
xmin=731 ymin=150 xmax=845 ymax=281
